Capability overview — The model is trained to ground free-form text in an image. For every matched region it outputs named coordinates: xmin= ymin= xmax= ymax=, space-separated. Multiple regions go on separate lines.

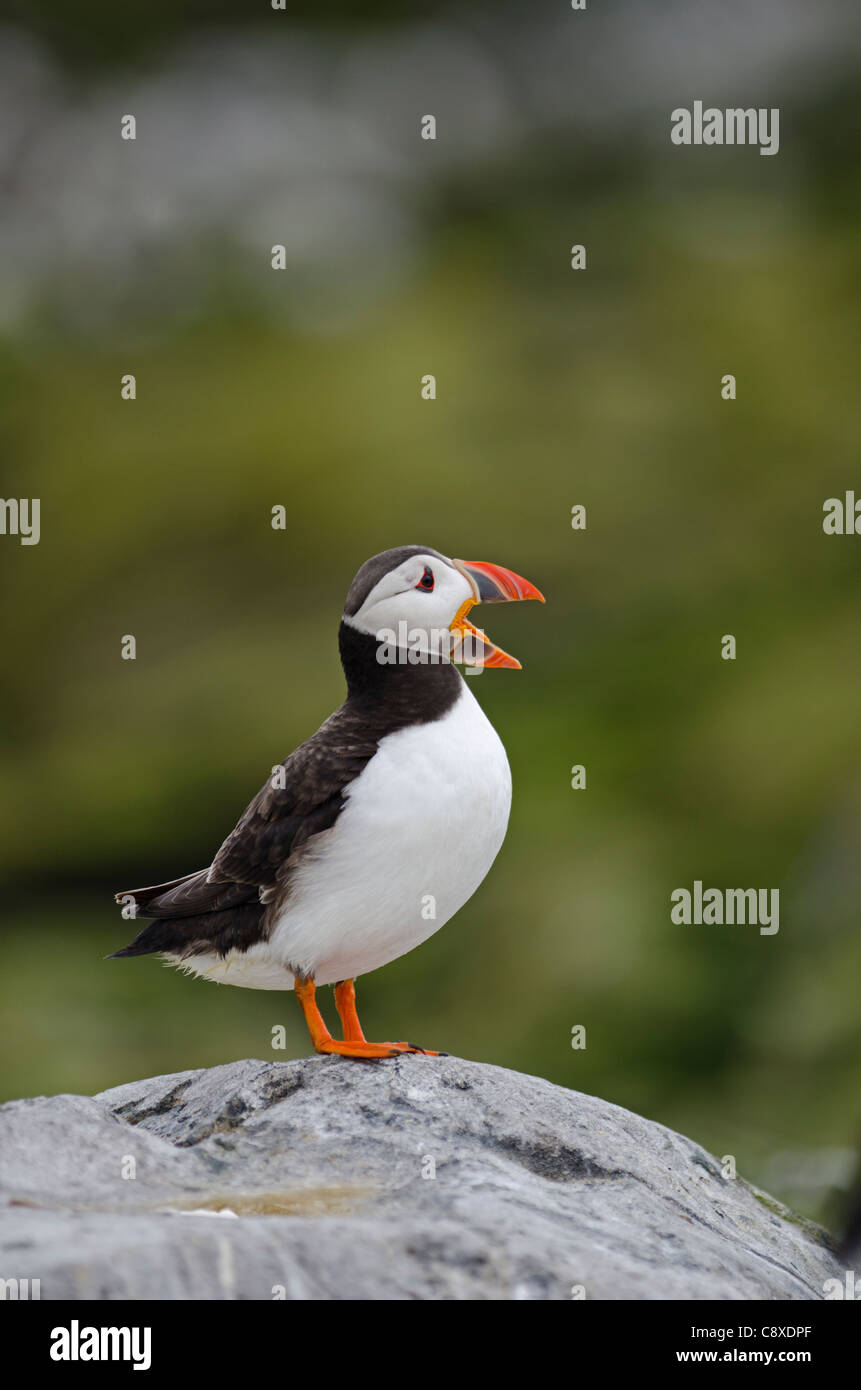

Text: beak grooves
xmin=454 ymin=560 xmax=545 ymax=605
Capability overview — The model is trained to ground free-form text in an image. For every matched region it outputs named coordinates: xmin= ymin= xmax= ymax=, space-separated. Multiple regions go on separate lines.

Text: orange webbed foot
xmin=316 ymin=1038 xmax=442 ymax=1060
xmin=296 ymin=976 xmax=443 ymax=1061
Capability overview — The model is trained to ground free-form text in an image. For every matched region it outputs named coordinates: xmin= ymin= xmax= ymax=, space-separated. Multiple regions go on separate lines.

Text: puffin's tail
xmin=109 ymin=918 xmax=190 ymax=958
xmin=108 ymin=905 xmax=265 ymax=959
xmin=109 ymin=869 xmax=264 ymax=959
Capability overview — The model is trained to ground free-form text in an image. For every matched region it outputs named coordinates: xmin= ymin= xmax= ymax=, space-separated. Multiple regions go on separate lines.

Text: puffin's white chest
xmin=278 ymin=677 xmax=512 ymax=984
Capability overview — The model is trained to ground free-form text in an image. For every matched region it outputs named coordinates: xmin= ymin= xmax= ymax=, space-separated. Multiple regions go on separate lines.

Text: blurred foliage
xmin=5 ymin=0 xmax=443 ymax=69
xmin=1 ymin=7 xmax=861 ymax=1231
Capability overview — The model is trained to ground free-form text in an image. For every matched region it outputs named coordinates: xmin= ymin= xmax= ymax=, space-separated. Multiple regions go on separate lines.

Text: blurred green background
xmin=1 ymin=1 xmax=860 ymax=1229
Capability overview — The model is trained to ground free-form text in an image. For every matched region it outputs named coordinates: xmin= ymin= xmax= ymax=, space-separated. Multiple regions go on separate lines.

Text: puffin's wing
xmin=110 ymin=708 xmax=379 ymax=959
xmin=209 ymin=708 xmax=379 ymax=887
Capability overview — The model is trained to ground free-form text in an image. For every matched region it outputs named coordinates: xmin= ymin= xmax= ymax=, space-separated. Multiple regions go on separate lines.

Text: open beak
xmin=449 ymin=560 xmax=545 ymax=669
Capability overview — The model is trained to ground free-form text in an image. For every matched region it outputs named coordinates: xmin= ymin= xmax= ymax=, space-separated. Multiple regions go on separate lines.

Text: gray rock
xmin=0 ymin=1056 xmax=842 ymax=1300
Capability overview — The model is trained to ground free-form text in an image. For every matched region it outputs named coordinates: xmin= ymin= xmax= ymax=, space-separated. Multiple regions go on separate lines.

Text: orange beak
xmin=449 ymin=560 xmax=545 ymax=669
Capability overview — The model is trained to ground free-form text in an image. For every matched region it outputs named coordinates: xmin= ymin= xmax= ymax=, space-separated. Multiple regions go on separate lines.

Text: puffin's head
xmin=342 ymin=545 xmax=544 ymax=668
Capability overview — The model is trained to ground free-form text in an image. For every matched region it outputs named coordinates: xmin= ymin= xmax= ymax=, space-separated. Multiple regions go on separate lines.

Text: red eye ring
xmin=415 ymin=565 xmax=435 ymax=592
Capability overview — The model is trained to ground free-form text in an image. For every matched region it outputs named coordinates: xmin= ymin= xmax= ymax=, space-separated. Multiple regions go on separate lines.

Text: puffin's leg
xmin=294 ymin=976 xmax=440 ymax=1059
xmin=333 ymin=979 xmax=366 ymax=1042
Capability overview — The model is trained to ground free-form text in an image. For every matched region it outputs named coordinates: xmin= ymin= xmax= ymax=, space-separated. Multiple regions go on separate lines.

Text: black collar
xmin=338 ymin=620 xmax=461 ymax=730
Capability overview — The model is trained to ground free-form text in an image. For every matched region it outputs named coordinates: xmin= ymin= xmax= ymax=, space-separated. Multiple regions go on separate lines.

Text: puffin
xmin=111 ymin=546 xmax=544 ymax=1058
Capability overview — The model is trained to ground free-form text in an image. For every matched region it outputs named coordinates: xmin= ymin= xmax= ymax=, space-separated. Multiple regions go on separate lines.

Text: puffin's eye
xmin=415 ymin=565 xmax=435 ymax=592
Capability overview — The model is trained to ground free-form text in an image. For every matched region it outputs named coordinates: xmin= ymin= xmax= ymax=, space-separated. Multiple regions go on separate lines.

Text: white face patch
xmin=343 ymin=552 xmax=474 ymax=660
